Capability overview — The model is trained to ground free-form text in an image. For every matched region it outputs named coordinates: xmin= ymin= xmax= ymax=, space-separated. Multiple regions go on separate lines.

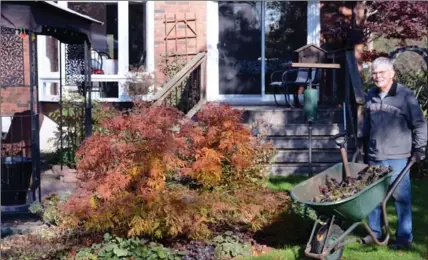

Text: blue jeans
xmin=367 ymin=158 xmax=413 ymax=244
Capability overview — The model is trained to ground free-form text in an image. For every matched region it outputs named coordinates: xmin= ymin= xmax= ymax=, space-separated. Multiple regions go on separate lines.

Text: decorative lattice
xmin=0 ymin=27 xmax=25 ymax=87
xmin=65 ymin=44 xmax=85 ymax=86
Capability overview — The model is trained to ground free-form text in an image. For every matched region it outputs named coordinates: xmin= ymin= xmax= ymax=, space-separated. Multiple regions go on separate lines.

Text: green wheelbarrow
xmin=290 ymin=132 xmax=416 ymax=260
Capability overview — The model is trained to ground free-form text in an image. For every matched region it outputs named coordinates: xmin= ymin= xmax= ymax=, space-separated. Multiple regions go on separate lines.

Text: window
xmin=93 ymin=82 xmax=119 ymax=98
xmin=68 ymin=2 xmax=119 ymax=75
xmin=264 ymin=1 xmax=307 ymax=93
xmin=46 ymin=36 xmax=59 ymax=72
xmin=129 ymin=2 xmax=146 ymax=70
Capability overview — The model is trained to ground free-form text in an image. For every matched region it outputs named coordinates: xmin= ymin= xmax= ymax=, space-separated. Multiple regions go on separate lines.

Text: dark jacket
xmin=360 ymin=82 xmax=427 ymax=161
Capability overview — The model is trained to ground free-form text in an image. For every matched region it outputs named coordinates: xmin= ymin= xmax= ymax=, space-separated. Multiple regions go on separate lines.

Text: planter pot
xmin=1 ymin=156 xmax=33 ymax=206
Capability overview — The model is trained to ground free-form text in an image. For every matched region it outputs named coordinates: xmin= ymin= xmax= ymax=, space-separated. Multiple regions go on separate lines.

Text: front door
xmin=218 ymin=1 xmax=262 ymax=95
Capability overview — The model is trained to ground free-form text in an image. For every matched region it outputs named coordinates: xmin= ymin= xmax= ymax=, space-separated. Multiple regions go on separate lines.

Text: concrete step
xmin=269 ymin=163 xmax=336 ymax=176
xmin=271 ymin=150 xmax=354 ymax=164
xmin=263 ymin=136 xmax=355 ymax=150
xmin=250 ymin=124 xmax=344 ymax=137
xmin=237 ymin=106 xmax=344 ymax=125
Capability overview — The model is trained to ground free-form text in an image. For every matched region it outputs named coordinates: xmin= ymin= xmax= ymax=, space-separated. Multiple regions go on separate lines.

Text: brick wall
xmin=1 ymin=36 xmax=31 ymax=116
xmin=154 ymin=1 xmax=207 ymax=86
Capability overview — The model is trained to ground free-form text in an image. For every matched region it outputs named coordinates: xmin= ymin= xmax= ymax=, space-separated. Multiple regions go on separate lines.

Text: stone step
xmin=271 ymin=150 xmax=354 ymax=164
xmin=237 ymin=106 xmax=344 ymax=125
xmin=250 ymin=124 xmax=344 ymax=137
xmin=269 ymin=163 xmax=336 ymax=176
xmin=263 ymin=136 xmax=355 ymax=150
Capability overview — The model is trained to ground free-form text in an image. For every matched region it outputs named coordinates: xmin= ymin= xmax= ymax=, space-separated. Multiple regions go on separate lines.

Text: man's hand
xmin=412 ymin=148 xmax=426 ymax=161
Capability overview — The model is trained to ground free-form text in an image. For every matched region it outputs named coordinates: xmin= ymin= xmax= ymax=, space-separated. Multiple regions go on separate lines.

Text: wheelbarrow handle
xmin=363 ymin=158 xmax=417 ymax=247
xmin=351 ymin=149 xmax=361 ymax=163
xmin=383 ymin=158 xmax=416 ymax=204
xmin=332 ymin=131 xmax=347 ymax=148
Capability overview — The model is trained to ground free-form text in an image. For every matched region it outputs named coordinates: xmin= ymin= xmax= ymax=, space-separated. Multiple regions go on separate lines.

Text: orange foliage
xmin=61 ymin=102 xmax=280 ymax=239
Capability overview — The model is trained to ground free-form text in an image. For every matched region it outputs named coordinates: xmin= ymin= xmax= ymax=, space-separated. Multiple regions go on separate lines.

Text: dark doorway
xmin=218 ymin=1 xmax=262 ymax=95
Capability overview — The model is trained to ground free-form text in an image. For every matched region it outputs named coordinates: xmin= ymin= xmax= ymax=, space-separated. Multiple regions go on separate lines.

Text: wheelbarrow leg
xmin=305 ymin=216 xmax=360 ymax=260
xmin=361 ymin=159 xmax=416 ymax=246
xmin=304 ymin=218 xmax=320 ymax=254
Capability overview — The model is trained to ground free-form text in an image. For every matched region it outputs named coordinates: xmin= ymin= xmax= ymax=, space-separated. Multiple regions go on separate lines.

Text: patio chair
xmin=270 ymin=68 xmax=321 ymax=108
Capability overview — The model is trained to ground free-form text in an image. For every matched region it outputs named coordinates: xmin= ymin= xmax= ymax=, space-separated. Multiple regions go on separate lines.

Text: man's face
xmin=371 ymin=66 xmax=395 ymax=89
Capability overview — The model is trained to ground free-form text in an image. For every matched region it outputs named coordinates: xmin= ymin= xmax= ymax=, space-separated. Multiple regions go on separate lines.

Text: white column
xmin=206 ymin=1 xmax=219 ymax=101
xmin=37 ymin=36 xmax=47 ymax=98
xmin=118 ymin=1 xmax=129 ymax=75
xmin=145 ymin=1 xmax=155 ymax=72
xmin=261 ymin=1 xmax=266 ymax=97
xmin=307 ymin=1 xmax=321 ymax=46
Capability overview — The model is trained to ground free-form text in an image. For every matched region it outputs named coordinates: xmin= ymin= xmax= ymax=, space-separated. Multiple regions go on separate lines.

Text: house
xmin=1 ymin=1 xmax=360 ymax=174
xmin=1 ymin=1 xmax=332 ymax=105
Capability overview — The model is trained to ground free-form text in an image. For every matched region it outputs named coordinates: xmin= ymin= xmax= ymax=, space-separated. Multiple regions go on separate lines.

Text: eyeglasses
xmin=371 ymin=70 xmax=390 ymax=77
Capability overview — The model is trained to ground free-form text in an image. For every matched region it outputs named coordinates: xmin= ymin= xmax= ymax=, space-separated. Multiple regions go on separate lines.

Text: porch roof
xmin=1 ymin=1 xmax=103 ymax=44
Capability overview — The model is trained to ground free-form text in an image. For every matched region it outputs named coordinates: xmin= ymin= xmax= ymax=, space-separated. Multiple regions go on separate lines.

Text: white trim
xmin=37 ymin=1 xmax=155 ymax=102
xmin=118 ymin=1 xmax=129 ymax=75
xmin=205 ymin=1 xmax=321 ymax=104
xmin=37 ymin=36 xmax=48 ymax=100
xmin=206 ymin=1 xmax=220 ymax=102
xmin=307 ymin=0 xmax=321 ymax=46
xmin=261 ymin=0 xmax=266 ymax=97
xmin=145 ymin=0 xmax=155 ymax=72
xmin=43 ymin=1 xmax=103 ymax=24
xmin=213 ymin=95 xmax=294 ymax=106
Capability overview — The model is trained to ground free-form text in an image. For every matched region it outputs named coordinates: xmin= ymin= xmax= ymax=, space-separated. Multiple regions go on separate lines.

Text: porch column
xmin=118 ymin=1 xmax=129 ymax=75
xmin=145 ymin=0 xmax=155 ymax=72
xmin=206 ymin=1 xmax=219 ymax=101
xmin=118 ymin=1 xmax=129 ymax=99
xmin=36 ymin=36 xmax=47 ymax=98
xmin=307 ymin=0 xmax=321 ymax=46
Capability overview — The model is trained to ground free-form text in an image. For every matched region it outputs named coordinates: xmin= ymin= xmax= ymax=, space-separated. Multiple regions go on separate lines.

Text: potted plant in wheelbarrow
xmin=1 ymin=141 xmax=33 ymax=206
xmin=290 ymin=132 xmax=415 ymax=260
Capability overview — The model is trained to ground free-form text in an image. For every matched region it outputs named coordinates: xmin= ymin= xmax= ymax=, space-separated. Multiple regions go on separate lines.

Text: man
xmin=359 ymin=57 xmax=427 ymax=249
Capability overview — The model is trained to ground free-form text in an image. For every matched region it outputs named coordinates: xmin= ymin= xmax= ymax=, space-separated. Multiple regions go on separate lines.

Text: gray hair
xmin=372 ymin=57 xmax=395 ymax=71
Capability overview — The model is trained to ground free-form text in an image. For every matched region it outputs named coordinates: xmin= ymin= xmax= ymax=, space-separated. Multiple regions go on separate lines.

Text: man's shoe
xmin=359 ymin=235 xmax=376 ymax=245
xmin=388 ymin=242 xmax=412 ymax=250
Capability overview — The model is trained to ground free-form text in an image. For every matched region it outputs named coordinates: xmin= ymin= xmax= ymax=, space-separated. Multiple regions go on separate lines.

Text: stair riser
xmin=265 ymin=138 xmax=351 ymax=150
xmin=263 ymin=138 xmax=355 ymax=150
xmin=252 ymin=124 xmax=344 ymax=137
xmin=269 ymin=164 xmax=334 ymax=176
xmin=242 ymin=110 xmax=343 ymax=125
xmin=272 ymin=151 xmax=353 ymax=163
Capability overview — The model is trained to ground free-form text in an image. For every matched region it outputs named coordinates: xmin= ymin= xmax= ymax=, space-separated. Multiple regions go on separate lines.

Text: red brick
xmin=1 ymin=35 xmax=31 ymax=115
xmin=154 ymin=1 xmax=207 ymax=87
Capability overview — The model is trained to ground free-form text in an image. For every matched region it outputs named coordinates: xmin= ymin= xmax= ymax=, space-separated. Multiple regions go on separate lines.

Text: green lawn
xmin=249 ymin=176 xmax=428 ymax=260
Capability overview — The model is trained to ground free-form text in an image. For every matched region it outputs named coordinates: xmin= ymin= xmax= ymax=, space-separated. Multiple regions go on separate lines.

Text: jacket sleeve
xmin=406 ymin=91 xmax=428 ymax=151
xmin=359 ymin=105 xmax=370 ymax=139
xmin=359 ymin=93 xmax=370 ymax=139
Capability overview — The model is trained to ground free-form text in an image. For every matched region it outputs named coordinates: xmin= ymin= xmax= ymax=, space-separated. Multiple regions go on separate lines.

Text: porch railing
xmin=152 ymin=52 xmax=207 ymax=118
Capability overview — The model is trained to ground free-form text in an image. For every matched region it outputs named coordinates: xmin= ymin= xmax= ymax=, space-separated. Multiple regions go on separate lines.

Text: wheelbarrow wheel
xmin=310 ymin=224 xmax=344 ymax=260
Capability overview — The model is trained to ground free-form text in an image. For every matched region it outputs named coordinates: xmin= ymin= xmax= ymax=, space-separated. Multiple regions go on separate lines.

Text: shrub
xmin=61 ymin=103 xmax=286 ymax=239
xmin=211 ymin=231 xmax=252 ymax=260
xmin=75 ymin=233 xmax=184 ymax=260
xmin=29 ymin=192 xmax=72 ymax=226
xmin=0 ymin=227 xmax=100 ymax=260
xmin=397 ymin=69 xmax=428 ymax=178
xmin=48 ymin=93 xmax=111 ymax=167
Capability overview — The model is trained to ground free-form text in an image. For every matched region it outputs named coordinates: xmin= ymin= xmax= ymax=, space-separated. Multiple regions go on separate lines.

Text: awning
xmin=1 ymin=1 xmax=103 ymax=44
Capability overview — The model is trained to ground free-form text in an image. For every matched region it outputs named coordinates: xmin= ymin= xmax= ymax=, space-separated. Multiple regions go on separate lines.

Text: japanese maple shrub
xmin=62 ymin=102 xmax=288 ymax=239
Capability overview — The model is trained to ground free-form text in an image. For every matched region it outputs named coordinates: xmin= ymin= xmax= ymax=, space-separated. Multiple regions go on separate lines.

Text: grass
xmin=249 ymin=176 xmax=428 ymax=260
